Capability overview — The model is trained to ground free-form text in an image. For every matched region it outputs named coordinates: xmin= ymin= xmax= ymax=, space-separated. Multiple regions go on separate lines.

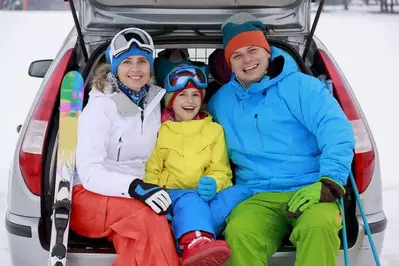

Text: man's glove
xmin=128 ymin=179 xmax=172 ymax=215
xmin=196 ymin=176 xmax=217 ymax=202
xmin=287 ymin=177 xmax=346 ymax=218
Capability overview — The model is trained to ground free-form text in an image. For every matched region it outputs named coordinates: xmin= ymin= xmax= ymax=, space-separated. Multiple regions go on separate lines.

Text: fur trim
xmin=91 ymin=63 xmax=156 ymax=94
xmin=92 ymin=63 xmax=115 ymax=94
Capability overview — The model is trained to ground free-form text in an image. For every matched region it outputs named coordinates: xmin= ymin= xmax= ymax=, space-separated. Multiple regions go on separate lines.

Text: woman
xmin=70 ymin=28 xmax=180 ymax=266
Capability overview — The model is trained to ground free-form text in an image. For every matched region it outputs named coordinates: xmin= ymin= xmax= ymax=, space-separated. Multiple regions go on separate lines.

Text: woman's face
xmin=172 ymin=88 xmax=202 ymax=122
xmin=117 ymin=55 xmax=150 ymax=91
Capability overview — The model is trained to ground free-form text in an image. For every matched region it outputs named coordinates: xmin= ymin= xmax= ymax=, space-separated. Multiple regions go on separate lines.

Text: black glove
xmin=128 ymin=179 xmax=172 ymax=215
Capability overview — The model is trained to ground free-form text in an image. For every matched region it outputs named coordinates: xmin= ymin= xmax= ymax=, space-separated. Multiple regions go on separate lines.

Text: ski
xmin=48 ymin=71 xmax=84 ymax=266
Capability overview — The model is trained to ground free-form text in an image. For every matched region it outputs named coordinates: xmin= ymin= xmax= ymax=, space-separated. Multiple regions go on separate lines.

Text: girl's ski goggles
xmin=165 ymin=66 xmax=208 ymax=92
xmin=109 ymin=28 xmax=154 ymax=58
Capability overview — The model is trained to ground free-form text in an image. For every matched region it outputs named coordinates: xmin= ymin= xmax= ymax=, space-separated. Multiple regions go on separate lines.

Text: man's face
xmin=230 ymin=46 xmax=271 ymax=87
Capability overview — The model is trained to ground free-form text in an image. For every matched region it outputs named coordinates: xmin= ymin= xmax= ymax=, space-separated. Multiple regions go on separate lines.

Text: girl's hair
xmin=198 ymin=104 xmax=209 ymax=118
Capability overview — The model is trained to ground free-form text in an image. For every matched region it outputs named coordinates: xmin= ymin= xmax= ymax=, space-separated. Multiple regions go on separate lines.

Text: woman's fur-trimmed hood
xmin=91 ymin=63 xmax=156 ymax=95
xmin=92 ymin=64 xmax=115 ymax=94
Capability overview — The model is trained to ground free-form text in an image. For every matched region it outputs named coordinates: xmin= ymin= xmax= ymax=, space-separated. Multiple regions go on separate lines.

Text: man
xmin=207 ymin=12 xmax=355 ymax=266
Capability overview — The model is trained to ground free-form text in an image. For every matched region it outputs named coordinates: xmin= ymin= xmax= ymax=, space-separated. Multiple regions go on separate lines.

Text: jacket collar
xmin=110 ymin=84 xmax=165 ymax=117
xmin=163 ymin=115 xmax=212 ymax=135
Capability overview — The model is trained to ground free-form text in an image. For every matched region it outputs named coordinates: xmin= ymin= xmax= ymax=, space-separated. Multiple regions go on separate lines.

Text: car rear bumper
xmin=269 ymin=230 xmax=386 ymax=266
xmin=367 ymin=216 xmax=387 ymax=234
xmin=5 ymin=211 xmax=117 ymax=266
xmin=5 ymin=210 xmax=387 ymax=266
xmin=5 ymin=211 xmax=48 ymax=265
xmin=6 ymin=211 xmax=387 ymax=240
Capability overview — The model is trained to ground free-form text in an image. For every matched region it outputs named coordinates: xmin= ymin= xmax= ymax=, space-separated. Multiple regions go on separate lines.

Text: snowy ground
xmin=0 ymin=11 xmax=74 ymax=266
xmin=0 ymin=9 xmax=398 ymax=266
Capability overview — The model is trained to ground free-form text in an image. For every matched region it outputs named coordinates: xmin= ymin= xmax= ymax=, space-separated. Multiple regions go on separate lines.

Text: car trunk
xmin=39 ymin=34 xmax=359 ymax=253
xmin=67 ymin=0 xmax=315 ymax=63
xmin=78 ymin=0 xmax=310 ymax=37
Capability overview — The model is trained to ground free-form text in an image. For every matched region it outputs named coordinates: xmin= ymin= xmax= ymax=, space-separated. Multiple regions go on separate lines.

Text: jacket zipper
xmin=140 ymin=109 xmax=144 ymax=135
xmin=139 ymin=87 xmax=165 ymax=135
xmin=254 ymin=114 xmax=264 ymax=148
xmin=117 ymin=137 xmax=122 ymax=162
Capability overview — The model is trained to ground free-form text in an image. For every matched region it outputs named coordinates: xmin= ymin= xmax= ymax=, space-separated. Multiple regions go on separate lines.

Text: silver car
xmin=5 ymin=0 xmax=387 ymax=265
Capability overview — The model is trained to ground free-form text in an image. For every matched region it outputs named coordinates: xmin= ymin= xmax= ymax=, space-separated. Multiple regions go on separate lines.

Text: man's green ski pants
xmin=224 ymin=192 xmax=342 ymax=266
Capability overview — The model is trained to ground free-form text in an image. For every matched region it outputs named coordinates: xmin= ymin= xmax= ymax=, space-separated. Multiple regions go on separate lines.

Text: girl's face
xmin=172 ymin=88 xmax=202 ymax=122
xmin=117 ymin=55 xmax=150 ymax=91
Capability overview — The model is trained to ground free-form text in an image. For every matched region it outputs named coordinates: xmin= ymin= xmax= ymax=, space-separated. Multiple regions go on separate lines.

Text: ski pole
xmin=339 ymin=197 xmax=350 ymax=266
xmin=348 ymin=171 xmax=381 ymax=266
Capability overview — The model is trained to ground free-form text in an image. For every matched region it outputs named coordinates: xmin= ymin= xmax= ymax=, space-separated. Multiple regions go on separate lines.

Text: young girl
xmin=71 ymin=28 xmax=179 ymax=266
xmin=145 ymin=65 xmax=253 ymax=266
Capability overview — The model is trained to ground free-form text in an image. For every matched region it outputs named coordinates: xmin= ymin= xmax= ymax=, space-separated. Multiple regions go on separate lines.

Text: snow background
xmin=0 ymin=7 xmax=398 ymax=265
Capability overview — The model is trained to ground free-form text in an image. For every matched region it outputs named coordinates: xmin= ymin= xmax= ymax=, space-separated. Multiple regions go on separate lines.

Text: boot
xmin=179 ymin=231 xmax=231 ymax=266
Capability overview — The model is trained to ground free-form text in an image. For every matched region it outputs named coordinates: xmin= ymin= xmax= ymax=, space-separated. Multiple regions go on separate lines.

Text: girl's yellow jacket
xmin=145 ymin=115 xmax=232 ymax=192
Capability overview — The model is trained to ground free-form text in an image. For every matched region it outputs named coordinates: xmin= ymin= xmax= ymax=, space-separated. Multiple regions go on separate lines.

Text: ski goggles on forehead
xmin=109 ymin=28 xmax=154 ymax=58
xmin=165 ymin=66 xmax=208 ymax=92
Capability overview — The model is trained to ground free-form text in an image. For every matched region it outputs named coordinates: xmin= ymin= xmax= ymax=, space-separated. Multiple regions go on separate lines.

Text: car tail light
xmin=19 ymin=49 xmax=74 ymax=196
xmin=318 ymin=49 xmax=375 ymax=194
